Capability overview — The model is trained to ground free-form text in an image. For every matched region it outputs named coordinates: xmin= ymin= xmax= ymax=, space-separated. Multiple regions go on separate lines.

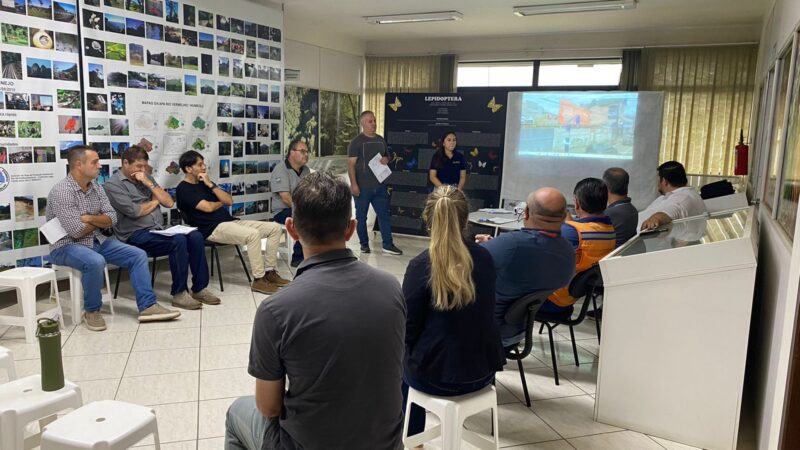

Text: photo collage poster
xmin=79 ymin=0 xmax=284 ymax=228
xmin=0 ymin=0 xmax=82 ymax=269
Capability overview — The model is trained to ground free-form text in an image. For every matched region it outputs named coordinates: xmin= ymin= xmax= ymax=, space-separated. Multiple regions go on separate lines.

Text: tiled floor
xmin=0 ymin=235 xmax=755 ymax=449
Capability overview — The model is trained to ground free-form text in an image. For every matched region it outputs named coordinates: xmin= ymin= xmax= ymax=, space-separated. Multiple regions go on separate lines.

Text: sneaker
xmin=382 ymin=244 xmax=403 ymax=255
xmin=360 ymin=244 xmax=371 ymax=254
xmin=83 ymin=311 xmax=107 ymax=332
xmin=251 ymin=276 xmax=280 ymax=294
xmin=264 ymin=270 xmax=291 ymax=286
xmin=172 ymin=291 xmax=203 ymax=310
xmin=138 ymin=304 xmax=181 ymax=323
xmin=191 ymin=288 xmax=221 ymax=305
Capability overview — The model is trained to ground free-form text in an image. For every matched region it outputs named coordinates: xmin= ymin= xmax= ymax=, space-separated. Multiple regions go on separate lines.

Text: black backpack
xmin=700 ymin=180 xmax=735 ymax=199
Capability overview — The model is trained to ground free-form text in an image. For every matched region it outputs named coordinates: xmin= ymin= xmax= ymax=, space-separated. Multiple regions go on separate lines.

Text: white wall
xmin=748 ymin=1 xmax=800 ymax=448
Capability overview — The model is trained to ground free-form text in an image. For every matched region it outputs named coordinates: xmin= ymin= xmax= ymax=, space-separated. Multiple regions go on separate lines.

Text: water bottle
xmin=36 ymin=318 xmax=64 ymax=391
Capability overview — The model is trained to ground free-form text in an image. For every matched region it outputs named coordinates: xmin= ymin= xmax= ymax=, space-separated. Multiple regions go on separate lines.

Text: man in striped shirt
xmin=47 ymin=145 xmax=180 ymax=331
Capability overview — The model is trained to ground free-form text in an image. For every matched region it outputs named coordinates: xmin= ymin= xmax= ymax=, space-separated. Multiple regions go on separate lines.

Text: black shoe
xmin=587 ymin=307 xmax=603 ymax=320
xmin=360 ymin=244 xmax=371 ymax=254
xmin=382 ymin=244 xmax=403 ymax=255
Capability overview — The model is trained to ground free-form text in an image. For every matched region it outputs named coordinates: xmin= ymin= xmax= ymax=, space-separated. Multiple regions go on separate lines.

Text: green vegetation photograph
xmin=13 ymin=228 xmax=39 ymax=249
xmin=165 ymin=77 xmax=182 ymax=92
xmin=57 ymin=89 xmax=81 ymax=108
xmin=2 ymin=24 xmax=29 ymax=46
xmin=319 ymin=91 xmax=361 ymax=156
xmin=284 ymin=86 xmax=319 ymax=154
xmin=105 ymin=42 xmax=126 ymax=61
xmin=17 ymin=121 xmax=42 ymax=138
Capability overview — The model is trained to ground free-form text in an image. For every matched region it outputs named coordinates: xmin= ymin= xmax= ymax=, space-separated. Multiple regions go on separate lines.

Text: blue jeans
xmin=225 ymin=396 xmax=285 ymax=450
xmin=49 ymin=239 xmax=156 ymax=313
xmin=272 ymin=208 xmax=303 ymax=263
xmin=354 ymin=185 xmax=393 ymax=248
xmin=402 ymin=371 xmax=494 ymax=436
xmin=127 ymin=229 xmax=209 ymax=296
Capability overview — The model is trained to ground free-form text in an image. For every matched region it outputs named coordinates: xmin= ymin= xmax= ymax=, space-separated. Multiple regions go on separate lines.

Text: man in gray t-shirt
xmin=347 ymin=110 xmax=402 ymax=256
xmin=226 ymin=171 xmax=406 ymax=450
xmin=270 ymin=139 xmax=311 ymax=267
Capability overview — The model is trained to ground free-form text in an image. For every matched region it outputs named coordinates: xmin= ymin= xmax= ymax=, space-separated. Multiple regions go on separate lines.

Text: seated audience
xmin=270 ymin=138 xmax=311 ymax=267
xmin=226 ymin=171 xmax=406 ymax=450
xmin=477 ymin=188 xmax=576 ymax=347
xmin=104 ymin=146 xmax=220 ymax=310
xmin=402 ymin=186 xmax=505 ymax=439
xmin=540 ymin=178 xmax=616 ymax=317
xmin=175 ymin=150 xmax=289 ymax=294
xmin=640 ymin=161 xmax=707 ymax=230
xmin=602 ymin=167 xmax=638 ymax=247
xmin=47 ymin=145 xmax=180 ymax=331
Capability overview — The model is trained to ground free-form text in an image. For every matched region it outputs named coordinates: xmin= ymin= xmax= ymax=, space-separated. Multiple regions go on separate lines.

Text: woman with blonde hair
xmin=401 ymin=185 xmax=505 ymax=439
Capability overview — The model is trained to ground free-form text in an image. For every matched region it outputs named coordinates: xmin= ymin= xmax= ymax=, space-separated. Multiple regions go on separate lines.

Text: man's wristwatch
xmin=208 ymin=182 xmax=218 ymax=189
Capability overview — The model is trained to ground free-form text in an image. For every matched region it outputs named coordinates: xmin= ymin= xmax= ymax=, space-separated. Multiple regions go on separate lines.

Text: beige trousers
xmin=207 ymin=220 xmax=282 ymax=279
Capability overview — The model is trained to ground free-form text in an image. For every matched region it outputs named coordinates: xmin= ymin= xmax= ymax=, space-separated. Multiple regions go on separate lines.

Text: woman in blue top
xmin=401 ymin=185 xmax=505 ymax=442
xmin=429 ymin=131 xmax=467 ymax=189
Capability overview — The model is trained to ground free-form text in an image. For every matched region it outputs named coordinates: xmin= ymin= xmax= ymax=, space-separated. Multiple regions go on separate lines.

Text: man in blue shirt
xmin=476 ymin=188 xmax=575 ymax=347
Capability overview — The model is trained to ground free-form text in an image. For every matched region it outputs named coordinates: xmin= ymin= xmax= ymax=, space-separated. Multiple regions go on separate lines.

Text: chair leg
xmin=546 ymin=325 xmax=560 ymax=385
xmin=234 ymin=245 xmax=251 ymax=282
xmin=113 ymin=267 xmax=122 ymax=299
xmin=517 ymin=358 xmax=531 ymax=407
xmin=592 ymin=294 xmax=601 ymax=343
xmin=538 ymin=322 xmax=545 ymax=335
xmin=150 ymin=257 xmax=157 ymax=286
xmin=209 ymin=246 xmax=215 ymax=277
xmin=569 ymin=326 xmax=580 ymax=367
xmin=214 ymin=246 xmax=224 ymax=291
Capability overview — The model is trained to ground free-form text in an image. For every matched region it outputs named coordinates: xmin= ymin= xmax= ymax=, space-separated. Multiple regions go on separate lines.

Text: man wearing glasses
xmin=271 ymin=139 xmax=311 ymax=267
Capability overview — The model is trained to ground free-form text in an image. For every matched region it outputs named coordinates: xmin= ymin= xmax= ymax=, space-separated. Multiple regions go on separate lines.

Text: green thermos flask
xmin=37 ymin=318 xmax=64 ymax=391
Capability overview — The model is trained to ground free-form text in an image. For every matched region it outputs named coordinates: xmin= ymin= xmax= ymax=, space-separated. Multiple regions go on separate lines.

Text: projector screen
xmin=502 ymin=91 xmax=664 ymax=210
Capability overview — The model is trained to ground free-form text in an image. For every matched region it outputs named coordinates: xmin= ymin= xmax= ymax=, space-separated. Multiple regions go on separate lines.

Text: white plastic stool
xmin=269 ymin=225 xmax=296 ymax=266
xmin=0 ymin=267 xmax=65 ymax=343
xmin=402 ymin=385 xmax=499 ymax=450
xmin=41 ymin=400 xmax=161 ymax=449
xmin=0 ymin=374 xmax=83 ymax=450
xmin=0 ymin=346 xmax=17 ymax=382
xmin=52 ymin=265 xmax=114 ymax=327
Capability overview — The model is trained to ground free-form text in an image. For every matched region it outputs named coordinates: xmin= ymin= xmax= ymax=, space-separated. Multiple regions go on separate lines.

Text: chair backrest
xmin=568 ymin=264 xmax=603 ymax=299
xmin=176 ymin=208 xmax=192 ymax=226
xmin=504 ymin=289 xmax=553 ymax=325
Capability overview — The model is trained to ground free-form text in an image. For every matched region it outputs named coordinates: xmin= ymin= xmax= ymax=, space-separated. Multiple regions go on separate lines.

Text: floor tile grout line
xmin=645 ymin=434 xmax=670 ymax=449
xmin=113 ymin=321 xmax=140 ymax=401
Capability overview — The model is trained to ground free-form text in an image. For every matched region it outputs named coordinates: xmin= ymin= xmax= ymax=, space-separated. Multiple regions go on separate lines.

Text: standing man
xmin=602 ymin=167 xmax=638 ymax=247
xmin=225 ymin=171 xmax=406 ymax=450
xmin=104 ymin=146 xmax=220 ymax=311
xmin=347 ymin=110 xmax=403 ymax=255
xmin=176 ymin=150 xmax=289 ymax=294
xmin=47 ymin=145 xmax=180 ymax=331
xmin=271 ymin=138 xmax=311 ymax=267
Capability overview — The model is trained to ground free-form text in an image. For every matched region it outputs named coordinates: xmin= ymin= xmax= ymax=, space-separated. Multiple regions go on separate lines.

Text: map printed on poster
xmin=79 ymin=0 xmax=284 ymax=226
xmin=0 ymin=0 xmax=81 ymax=269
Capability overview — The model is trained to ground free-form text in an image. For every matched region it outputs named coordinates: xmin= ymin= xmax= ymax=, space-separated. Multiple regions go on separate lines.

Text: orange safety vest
xmin=548 ymin=219 xmax=616 ymax=307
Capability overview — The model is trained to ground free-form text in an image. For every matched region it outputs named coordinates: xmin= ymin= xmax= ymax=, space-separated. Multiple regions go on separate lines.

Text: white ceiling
xmin=279 ymin=0 xmax=769 ymax=46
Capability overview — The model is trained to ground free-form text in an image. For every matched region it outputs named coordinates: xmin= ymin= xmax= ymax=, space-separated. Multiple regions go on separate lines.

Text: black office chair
xmin=535 ymin=265 xmax=603 ymax=385
xmin=113 ymin=254 xmax=158 ymax=299
xmin=177 ymin=209 xmax=251 ymax=291
xmin=502 ymin=289 xmax=554 ymax=407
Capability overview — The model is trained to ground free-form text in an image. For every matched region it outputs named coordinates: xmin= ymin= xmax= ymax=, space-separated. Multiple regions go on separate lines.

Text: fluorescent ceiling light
xmin=513 ymin=0 xmax=637 ymax=16
xmin=364 ymin=11 xmax=463 ymax=24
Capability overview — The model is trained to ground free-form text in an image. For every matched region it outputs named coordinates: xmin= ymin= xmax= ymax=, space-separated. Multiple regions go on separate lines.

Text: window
xmin=777 ymin=39 xmax=800 ymax=237
xmin=538 ymin=61 xmax=622 ymax=87
xmin=457 ymin=59 xmax=621 ymax=89
xmin=764 ymin=50 xmax=793 ymax=211
xmin=457 ymin=62 xmax=534 ymax=87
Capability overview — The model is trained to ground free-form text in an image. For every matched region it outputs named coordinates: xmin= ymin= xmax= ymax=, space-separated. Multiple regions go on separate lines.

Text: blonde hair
xmin=422 ymin=186 xmax=476 ymax=311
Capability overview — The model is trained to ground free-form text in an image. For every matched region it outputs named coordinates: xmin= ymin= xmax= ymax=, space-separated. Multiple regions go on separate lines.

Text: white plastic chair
xmin=0 ymin=346 xmax=16 ymax=382
xmin=41 ymin=400 xmax=161 ymax=449
xmin=0 ymin=267 xmax=65 ymax=343
xmin=0 ymin=374 xmax=82 ymax=450
xmin=402 ymin=385 xmax=499 ymax=450
xmin=51 ymin=265 xmax=113 ymax=327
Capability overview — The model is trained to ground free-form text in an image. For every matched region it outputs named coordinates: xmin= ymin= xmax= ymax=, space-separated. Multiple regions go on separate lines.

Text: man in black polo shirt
xmin=225 ymin=171 xmax=406 ymax=450
xmin=602 ymin=167 xmax=638 ymax=247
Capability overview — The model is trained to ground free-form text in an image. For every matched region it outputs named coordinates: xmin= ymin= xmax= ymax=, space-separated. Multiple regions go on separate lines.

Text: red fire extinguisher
xmin=735 ymin=129 xmax=749 ymax=175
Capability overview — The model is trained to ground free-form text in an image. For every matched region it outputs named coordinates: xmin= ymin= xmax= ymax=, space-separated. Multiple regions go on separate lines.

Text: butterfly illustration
xmin=470 ymin=147 xmax=479 ymax=157
xmin=478 ymin=161 xmax=487 ymax=168
xmin=487 ymin=97 xmax=503 ymax=113
xmin=388 ymin=96 xmax=402 ymax=112
xmin=405 ymin=157 xmax=417 ymax=170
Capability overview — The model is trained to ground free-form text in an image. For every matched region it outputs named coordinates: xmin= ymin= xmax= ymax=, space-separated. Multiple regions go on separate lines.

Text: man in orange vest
xmin=540 ymin=177 xmax=616 ymax=316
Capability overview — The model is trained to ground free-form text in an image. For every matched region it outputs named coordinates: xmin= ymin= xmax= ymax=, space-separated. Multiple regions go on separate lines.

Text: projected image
xmin=519 ymin=92 xmax=637 ymax=160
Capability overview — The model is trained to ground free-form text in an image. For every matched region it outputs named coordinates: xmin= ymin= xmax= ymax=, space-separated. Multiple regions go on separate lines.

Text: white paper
xmin=488 ymin=217 xmax=517 ymax=224
xmin=150 ymin=225 xmax=198 ymax=236
xmin=40 ymin=218 xmax=68 ymax=243
xmin=478 ymin=208 xmax=512 ymax=214
xmin=368 ymin=153 xmax=392 ymax=184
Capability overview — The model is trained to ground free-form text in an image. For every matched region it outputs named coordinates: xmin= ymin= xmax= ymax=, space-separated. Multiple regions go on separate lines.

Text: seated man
xmin=540 ymin=178 xmax=616 ymax=316
xmin=225 ymin=171 xmax=406 ymax=450
xmin=640 ymin=161 xmax=707 ymax=230
xmin=602 ymin=167 xmax=638 ymax=247
xmin=176 ymin=151 xmax=289 ymax=294
xmin=270 ymin=138 xmax=311 ymax=267
xmin=47 ymin=145 xmax=180 ymax=331
xmin=476 ymin=187 xmax=576 ymax=347
xmin=104 ymin=146 xmax=220 ymax=310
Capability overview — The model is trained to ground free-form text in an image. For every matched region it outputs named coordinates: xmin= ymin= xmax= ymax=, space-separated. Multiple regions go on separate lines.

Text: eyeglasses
xmin=293 ymin=149 xmax=310 ymax=154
